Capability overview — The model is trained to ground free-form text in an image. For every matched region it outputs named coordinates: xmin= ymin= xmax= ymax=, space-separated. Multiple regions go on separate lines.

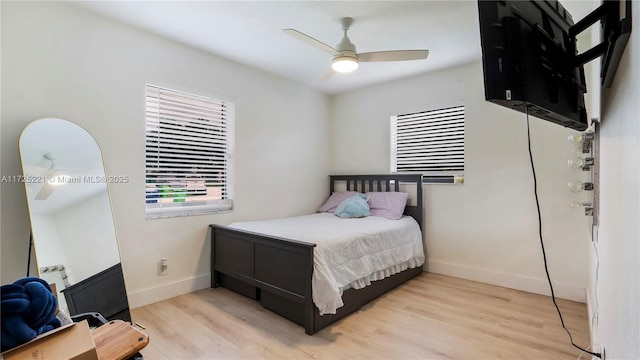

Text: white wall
xmin=330 ymin=61 xmax=593 ymax=301
xmin=595 ymin=6 xmax=639 ymax=358
xmin=1 ymin=1 xmax=330 ymax=307
xmin=53 ymin=191 xmax=119 ymax=284
xmin=29 ymin=214 xmax=68 ymax=269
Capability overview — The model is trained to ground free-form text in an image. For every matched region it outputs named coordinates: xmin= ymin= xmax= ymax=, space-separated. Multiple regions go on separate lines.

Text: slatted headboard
xmin=329 ymin=174 xmax=424 ymax=230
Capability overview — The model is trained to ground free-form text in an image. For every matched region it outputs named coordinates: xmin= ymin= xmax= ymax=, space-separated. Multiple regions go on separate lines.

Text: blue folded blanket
xmin=1 ymin=277 xmax=61 ymax=352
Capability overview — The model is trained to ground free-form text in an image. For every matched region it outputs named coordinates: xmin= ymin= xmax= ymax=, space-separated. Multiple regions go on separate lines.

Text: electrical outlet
xmin=158 ymin=258 xmax=168 ymax=276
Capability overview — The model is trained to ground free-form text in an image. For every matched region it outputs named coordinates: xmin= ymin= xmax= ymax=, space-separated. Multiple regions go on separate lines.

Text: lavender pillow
xmin=317 ymin=191 xmax=359 ymax=213
xmin=366 ymin=192 xmax=409 ymax=220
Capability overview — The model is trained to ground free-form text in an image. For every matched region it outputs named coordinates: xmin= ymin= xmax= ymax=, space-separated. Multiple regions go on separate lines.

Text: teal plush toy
xmin=334 ymin=193 xmax=370 ymax=218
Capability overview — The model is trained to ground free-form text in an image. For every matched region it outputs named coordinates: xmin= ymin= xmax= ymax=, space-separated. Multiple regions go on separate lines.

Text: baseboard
xmin=127 ymin=264 xmax=586 ymax=309
xmin=586 ymin=287 xmax=598 ymax=345
xmin=427 ymin=260 xmax=586 ymax=303
xmin=127 ymin=273 xmax=211 ymax=309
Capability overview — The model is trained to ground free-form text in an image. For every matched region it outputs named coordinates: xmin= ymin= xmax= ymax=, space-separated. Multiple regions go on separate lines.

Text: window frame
xmin=144 ymin=83 xmax=235 ymax=219
xmin=390 ymin=105 xmax=465 ymax=184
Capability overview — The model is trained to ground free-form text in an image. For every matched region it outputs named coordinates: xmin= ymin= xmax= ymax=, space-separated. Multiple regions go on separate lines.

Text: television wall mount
xmin=570 ymin=0 xmax=632 ymax=87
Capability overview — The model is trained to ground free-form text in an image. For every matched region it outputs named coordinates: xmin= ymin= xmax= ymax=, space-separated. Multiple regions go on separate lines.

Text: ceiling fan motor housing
xmin=336 ymin=37 xmax=356 ymax=54
xmin=333 ymin=28 xmax=358 ymax=72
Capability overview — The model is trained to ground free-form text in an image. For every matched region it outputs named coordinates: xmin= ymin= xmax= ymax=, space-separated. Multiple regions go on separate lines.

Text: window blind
xmin=145 ymin=84 xmax=234 ymax=218
xmin=391 ymin=105 xmax=465 ymax=175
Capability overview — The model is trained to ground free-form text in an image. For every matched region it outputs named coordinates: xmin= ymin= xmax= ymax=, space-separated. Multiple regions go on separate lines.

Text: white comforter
xmin=228 ymin=213 xmax=425 ymax=315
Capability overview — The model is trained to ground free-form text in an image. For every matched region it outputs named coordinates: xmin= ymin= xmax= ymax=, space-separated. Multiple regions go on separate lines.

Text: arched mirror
xmin=19 ymin=118 xmax=131 ymax=322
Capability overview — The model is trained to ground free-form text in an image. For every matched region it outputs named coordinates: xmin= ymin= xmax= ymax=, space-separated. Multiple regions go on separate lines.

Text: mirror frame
xmin=19 ymin=118 xmax=131 ymax=322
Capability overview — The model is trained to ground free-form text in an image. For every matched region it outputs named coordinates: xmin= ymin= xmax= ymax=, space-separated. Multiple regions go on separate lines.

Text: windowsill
xmin=422 ymin=175 xmax=464 ymax=185
xmin=145 ymin=203 xmax=233 ymax=219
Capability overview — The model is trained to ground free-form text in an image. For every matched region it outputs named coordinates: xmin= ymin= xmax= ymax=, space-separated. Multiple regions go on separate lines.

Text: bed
xmin=210 ymin=174 xmax=425 ymax=334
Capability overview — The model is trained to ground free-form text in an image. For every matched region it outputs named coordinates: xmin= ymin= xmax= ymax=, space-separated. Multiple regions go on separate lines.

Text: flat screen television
xmin=478 ymin=0 xmax=632 ymax=132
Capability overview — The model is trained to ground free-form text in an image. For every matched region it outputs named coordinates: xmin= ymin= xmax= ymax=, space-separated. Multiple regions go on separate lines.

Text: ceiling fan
xmin=34 ymin=152 xmax=69 ymax=200
xmin=283 ymin=17 xmax=429 ymax=81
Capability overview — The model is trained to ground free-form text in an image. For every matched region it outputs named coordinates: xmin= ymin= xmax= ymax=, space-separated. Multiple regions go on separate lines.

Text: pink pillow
xmin=318 ymin=191 xmax=359 ymax=213
xmin=366 ymin=192 xmax=408 ymax=220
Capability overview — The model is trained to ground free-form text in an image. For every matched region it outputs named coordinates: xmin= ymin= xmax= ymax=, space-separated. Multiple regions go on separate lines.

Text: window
xmin=391 ymin=105 xmax=465 ymax=183
xmin=145 ymin=84 xmax=234 ymax=218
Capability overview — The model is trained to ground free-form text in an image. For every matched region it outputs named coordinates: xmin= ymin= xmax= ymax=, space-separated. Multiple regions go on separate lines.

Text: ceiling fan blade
xmin=358 ymin=50 xmax=429 ymax=62
xmin=35 ymin=182 xmax=55 ymax=200
xmin=283 ymin=29 xmax=340 ymax=56
xmin=318 ymin=67 xmax=336 ymax=83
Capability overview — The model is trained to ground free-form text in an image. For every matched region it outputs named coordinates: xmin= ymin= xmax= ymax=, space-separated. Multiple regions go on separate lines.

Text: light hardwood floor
xmin=132 ymin=273 xmax=590 ymax=359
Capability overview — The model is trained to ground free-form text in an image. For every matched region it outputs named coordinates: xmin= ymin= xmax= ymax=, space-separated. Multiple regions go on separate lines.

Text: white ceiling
xmin=73 ymin=1 xmax=598 ymax=95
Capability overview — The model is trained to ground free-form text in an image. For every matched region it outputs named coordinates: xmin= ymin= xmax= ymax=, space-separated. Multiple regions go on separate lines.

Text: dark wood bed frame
xmin=210 ymin=174 xmax=424 ymax=334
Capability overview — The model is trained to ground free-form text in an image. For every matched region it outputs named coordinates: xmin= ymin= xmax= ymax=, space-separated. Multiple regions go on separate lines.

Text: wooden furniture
xmin=210 ymin=174 xmax=424 ymax=334
xmin=92 ymin=320 xmax=149 ymax=360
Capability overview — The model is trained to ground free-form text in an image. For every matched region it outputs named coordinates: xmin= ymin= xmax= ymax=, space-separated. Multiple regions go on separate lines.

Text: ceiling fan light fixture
xmin=331 ymin=56 xmax=359 ymax=73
